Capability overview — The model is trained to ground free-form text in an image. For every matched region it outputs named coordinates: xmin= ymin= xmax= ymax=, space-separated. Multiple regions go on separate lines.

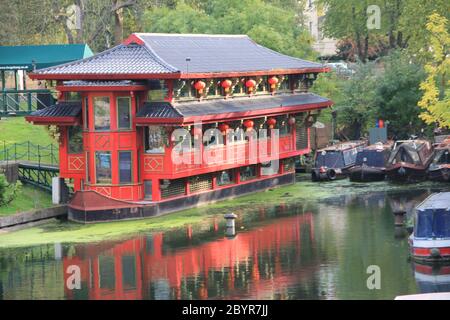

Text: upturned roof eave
xmin=28 ymin=66 xmax=329 ymax=81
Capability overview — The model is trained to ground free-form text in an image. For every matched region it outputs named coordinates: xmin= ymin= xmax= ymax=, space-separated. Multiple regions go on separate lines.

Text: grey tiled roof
xmin=33 ymin=34 xmax=325 ymax=77
xmin=138 ymin=34 xmax=323 ymax=74
xmin=34 ymin=44 xmax=178 ymax=75
xmin=136 ymin=93 xmax=331 ymax=120
xmin=137 ymin=102 xmax=183 ymax=119
xmin=30 ymin=102 xmax=81 ymax=118
xmin=63 ymin=80 xmax=144 ymax=86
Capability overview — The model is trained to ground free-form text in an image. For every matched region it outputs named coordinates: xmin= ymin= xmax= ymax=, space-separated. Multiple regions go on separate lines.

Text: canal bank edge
xmin=0 ymin=205 xmax=67 ymax=230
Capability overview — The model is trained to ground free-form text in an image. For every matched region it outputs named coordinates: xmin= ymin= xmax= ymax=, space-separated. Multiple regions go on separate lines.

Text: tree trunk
xmin=114 ymin=7 xmax=124 ymax=45
xmin=75 ymin=0 xmax=85 ymax=43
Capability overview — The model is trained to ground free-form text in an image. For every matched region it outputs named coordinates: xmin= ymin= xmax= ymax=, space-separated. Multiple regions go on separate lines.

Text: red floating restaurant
xmin=26 ymin=33 xmax=332 ymax=223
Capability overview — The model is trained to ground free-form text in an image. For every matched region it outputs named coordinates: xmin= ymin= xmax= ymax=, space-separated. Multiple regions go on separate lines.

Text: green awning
xmin=0 ymin=44 xmax=93 ymax=71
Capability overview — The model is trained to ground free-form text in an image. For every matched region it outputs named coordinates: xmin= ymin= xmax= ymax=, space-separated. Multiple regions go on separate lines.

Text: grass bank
xmin=0 ymin=117 xmax=57 ymax=164
xmin=0 ymin=178 xmax=446 ymax=248
xmin=0 ymin=185 xmax=53 ymax=216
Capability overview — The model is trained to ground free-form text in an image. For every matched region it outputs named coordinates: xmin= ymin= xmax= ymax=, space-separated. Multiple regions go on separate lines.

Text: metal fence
xmin=0 ymin=141 xmax=59 ymax=165
xmin=0 ymin=89 xmax=55 ymax=116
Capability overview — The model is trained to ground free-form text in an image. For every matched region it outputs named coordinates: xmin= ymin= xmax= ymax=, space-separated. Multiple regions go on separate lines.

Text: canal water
xmin=0 ymin=179 xmax=448 ymax=300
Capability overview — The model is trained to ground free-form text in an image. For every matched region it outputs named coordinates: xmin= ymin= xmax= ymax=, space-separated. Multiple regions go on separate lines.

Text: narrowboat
xmin=410 ymin=192 xmax=450 ymax=262
xmin=385 ymin=139 xmax=434 ymax=182
xmin=311 ymin=140 xmax=366 ymax=181
xmin=428 ymin=138 xmax=450 ymax=182
xmin=349 ymin=141 xmax=393 ymax=182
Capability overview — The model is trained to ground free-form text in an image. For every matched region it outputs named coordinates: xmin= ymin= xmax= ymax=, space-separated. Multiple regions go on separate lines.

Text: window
xmin=261 ymin=161 xmax=279 ymax=176
xmin=65 ymin=92 xmax=81 ymax=101
xmin=240 ymin=165 xmax=257 ymax=181
xmin=144 ymin=180 xmax=153 ymax=200
xmin=144 ymin=126 xmax=166 ymax=154
xmin=119 ymin=151 xmax=132 ymax=184
xmin=95 ymin=151 xmax=112 ymax=184
xmin=217 ymin=170 xmax=235 ymax=186
xmin=117 ymin=97 xmax=131 ymax=130
xmin=83 ymin=97 xmax=89 ymax=129
xmin=94 ymin=97 xmax=110 ymax=131
xmin=147 ymin=80 xmax=168 ymax=101
xmin=68 ymin=126 xmax=83 ymax=154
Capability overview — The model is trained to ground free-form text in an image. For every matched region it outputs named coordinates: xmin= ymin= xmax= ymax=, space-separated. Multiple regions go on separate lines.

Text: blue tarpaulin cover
xmin=414 ymin=192 xmax=450 ymax=238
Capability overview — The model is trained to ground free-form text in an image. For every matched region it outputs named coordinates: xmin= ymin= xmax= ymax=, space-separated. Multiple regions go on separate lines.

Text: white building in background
xmin=303 ymin=0 xmax=337 ymax=58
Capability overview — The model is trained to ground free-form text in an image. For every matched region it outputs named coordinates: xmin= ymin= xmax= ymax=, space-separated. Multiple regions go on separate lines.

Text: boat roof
xmin=416 ymin=192 xmax=450 ymax=212
xmin=362 ymin=141 xmax=393 ymax=151
xmin=436 ymin=138 xmax=450 ymax=150
xmin=318 ymin=140 xmax=366 ymax=152
xmin=394 ymin=139 xmax=431 ymax=148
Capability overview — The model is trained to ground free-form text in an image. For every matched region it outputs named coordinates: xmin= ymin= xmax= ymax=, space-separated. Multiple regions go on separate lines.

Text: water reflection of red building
xmin=63 ymin=213 xmax=316 ymax=300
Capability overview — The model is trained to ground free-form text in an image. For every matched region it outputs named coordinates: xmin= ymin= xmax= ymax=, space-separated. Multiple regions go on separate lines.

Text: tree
xmin=399 ymin=0 xmax=450 ymax=61
xmin=373 ymin=51 xmax=427 ymax=139
xmin=418 ymin=13 xmax=450 ymax=129
xmin=336 ymin=61 xmax=377 ymax=139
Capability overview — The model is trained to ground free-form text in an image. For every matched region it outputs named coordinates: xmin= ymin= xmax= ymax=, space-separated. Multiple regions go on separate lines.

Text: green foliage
xmin=143 ymin=0 xmax=317 ymax=60
xmin=373 ymin=51 xmax=428 ymax=139
xmin=418 ymin=13 xmax=450 ymax=128
xmin=400 ymin=0 xmax=450 ymax=62
xmin=311 ymin=71 xmax=345 ymax=123
xmin=320 ymin=0 xmax=450 ymax=62
xmin=0 ymin=175 xmax=22 ymax=207
xmin=337 ymin=61 xmax=377 ymax=139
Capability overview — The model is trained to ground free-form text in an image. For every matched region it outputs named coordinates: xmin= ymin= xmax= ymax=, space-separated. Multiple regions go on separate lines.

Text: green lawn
xmin=0 ymin=185 xmax=53 ymax=216
xmin=0 ymin=117 xmax=58 ymax=164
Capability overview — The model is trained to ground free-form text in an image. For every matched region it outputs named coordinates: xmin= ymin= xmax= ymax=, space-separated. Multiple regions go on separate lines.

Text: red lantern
xmin=268 ymin=76 xmax=279 ymax=90
xmin=267 ymin=118 xmax=277 ymax=129
xmin=288 ymin=116 xmax=296 ymax=126
xmin=221 ymin=79 xmax=232 ymax=93
xmin=243 ymin=119 xmax=254 ymax=132
xmin=245 ymin=79 xmax=257 ymax=93
xmin=218 ymin=123 xmax=230 ymax=134
xmin=194 ymin=81 xmax=206 ymax=94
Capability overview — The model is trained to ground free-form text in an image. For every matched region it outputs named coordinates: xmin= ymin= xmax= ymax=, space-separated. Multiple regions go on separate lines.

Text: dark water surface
xmin=0 ymin=183 xmax=449 ymax=300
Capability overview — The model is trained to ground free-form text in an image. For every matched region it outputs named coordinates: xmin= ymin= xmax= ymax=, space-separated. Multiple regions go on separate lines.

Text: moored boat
xmin=428 ymin=138 xmax=450 ymax=182
xmin=385 ymin=139 xmax=434 ymax=182
xmin=349 ymin=141 xmax=393 ymax=182
xmin=311 ymin=140 xmax=367 ymax=181
xmin=410 ymin=192 xmax=450 ymax=263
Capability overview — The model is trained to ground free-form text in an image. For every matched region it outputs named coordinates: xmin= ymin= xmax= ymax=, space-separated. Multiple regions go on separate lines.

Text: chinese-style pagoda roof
xmin=25 ymin=102 xmax=82 ymax=125
xmin=30 ymin=33 xmax=328 ymax=80
xmin=136 ymin=93 xmax=332 ymax=125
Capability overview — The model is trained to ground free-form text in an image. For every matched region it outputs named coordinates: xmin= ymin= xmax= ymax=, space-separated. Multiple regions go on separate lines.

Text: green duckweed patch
xmin=0 ymin=176 xmax=447 ymax=248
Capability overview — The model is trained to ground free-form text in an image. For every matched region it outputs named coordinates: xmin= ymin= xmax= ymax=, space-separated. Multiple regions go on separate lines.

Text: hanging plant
xmin=46 ymin=125 xmax=62 ymax=144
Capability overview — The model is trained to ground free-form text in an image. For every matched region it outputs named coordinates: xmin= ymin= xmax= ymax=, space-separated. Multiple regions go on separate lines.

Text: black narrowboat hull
xmin=428 ymin=167 xmax=450 ymax=182
xmin=311 ymin=166 xmax=352 ymax=182
xmin=349 ymin=166 xmax=386 ymax=182
xmin=386 ymin=165 xmax=428 ymax=182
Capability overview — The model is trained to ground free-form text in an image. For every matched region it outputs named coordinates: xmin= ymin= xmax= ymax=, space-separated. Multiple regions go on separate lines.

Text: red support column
xmin=152 ymin=178 xmax=161 ymax=201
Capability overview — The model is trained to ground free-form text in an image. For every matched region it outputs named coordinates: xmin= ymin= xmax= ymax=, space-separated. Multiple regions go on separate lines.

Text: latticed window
xmin=296 ymin=124 xmax=308 ymax=150
xmin=283 ymin=158 xmax=295 ymax=172
xmin=160 ymin=178 xmax=186 ymax=199
xmin=189 ymin=174 xmax=213 ymax=193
